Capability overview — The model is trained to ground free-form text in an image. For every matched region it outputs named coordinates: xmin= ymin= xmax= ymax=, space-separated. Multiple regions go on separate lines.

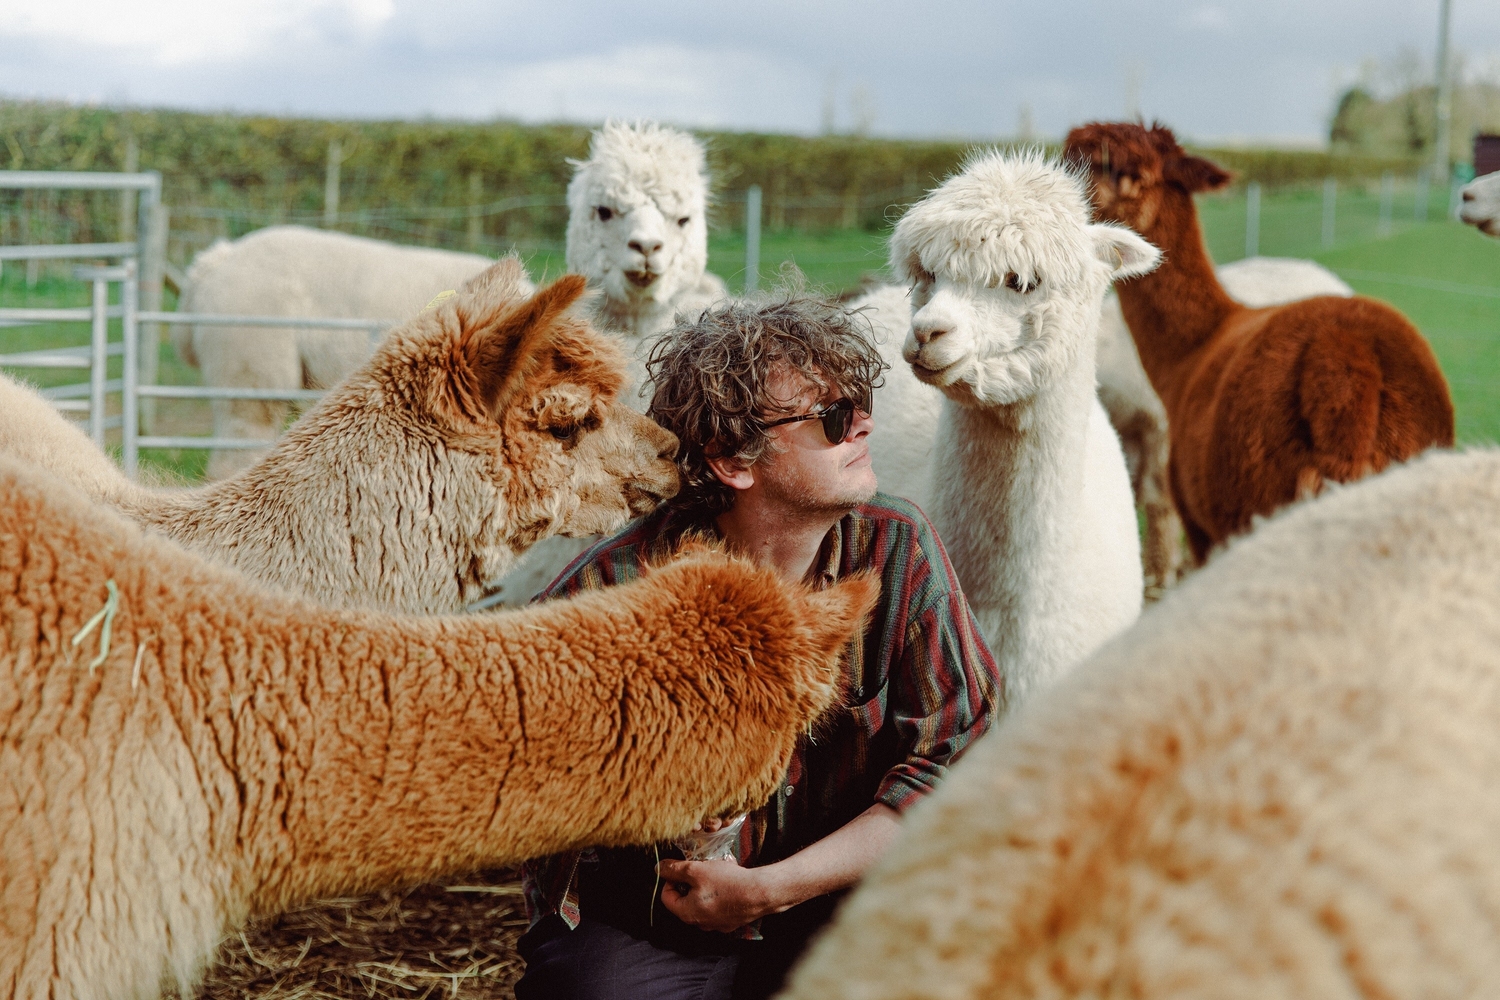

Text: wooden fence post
xmin=324 ymin=139 xmax=342 ymax=227
xmin=468 ymin=171 xmax=483 ymax=250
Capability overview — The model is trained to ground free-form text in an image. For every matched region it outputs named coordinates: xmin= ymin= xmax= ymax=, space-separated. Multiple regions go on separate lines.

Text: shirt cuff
xmin=875 ymin=767 xmax=940 ymax=814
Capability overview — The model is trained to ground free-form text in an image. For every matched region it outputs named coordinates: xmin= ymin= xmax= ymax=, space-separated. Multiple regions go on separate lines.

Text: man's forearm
xmin=755 ymin=802 xmax=903 ymax=914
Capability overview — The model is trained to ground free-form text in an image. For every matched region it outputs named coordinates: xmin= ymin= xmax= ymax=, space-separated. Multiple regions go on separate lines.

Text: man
xmin=515 ymin=296 xmax=1003 ymax=1000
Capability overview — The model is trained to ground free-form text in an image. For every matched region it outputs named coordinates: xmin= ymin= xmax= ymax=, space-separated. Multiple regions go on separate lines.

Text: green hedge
xmin=0 ymin=99 xmax=1436 ymax=256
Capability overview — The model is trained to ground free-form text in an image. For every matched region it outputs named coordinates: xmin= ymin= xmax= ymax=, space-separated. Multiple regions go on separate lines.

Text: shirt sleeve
xmin=875 ymin=587 xmax=1003 ymax=813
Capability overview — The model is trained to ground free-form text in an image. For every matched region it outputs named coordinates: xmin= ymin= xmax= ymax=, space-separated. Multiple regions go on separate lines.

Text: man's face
xmin=752 ymin=368 xmax=877 ymax=515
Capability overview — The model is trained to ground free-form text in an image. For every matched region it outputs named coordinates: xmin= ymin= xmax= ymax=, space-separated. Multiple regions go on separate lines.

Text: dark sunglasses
xmin=762 ymin=388 xmax=872 ymax=445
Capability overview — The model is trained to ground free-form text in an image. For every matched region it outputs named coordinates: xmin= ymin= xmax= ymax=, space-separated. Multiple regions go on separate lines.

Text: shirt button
xmin=784 ymin=785 xmax=795 ymax=797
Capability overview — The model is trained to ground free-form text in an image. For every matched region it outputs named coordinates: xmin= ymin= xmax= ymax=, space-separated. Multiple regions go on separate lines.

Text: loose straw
xmin=71 ymin=579 xmax=120 ymax=673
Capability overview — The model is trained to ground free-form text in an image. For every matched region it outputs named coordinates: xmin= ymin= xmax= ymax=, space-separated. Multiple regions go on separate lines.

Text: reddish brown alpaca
xmin=1064 ymin=122 xmax=1454 ymax=561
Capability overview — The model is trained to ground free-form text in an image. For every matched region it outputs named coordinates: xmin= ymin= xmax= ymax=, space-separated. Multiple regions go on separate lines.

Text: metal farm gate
xmin=0 ymin=170 xmax=389 ymax=479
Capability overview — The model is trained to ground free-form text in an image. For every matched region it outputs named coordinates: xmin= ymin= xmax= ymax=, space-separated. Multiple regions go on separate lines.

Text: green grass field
xmin=4 ymin=190 xmax=1497 ymax=484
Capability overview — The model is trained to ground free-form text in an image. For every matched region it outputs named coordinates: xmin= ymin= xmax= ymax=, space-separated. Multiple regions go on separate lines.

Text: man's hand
xmin=656 ymin=857 xmax=784 ymax=933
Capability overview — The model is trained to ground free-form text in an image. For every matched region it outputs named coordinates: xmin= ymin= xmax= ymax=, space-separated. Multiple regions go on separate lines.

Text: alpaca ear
xmin=1089 ymin=224 xmax=1162 ymax=280
xmin=460 ymin=255 xmax=536 ymax=301
xmin=1166 ymin=155 xmax=1232 ymax=193
xmin=463 ymin=274 xmax=589 ymax=419
xmin=800 ymin=573 xmax=880 ymax=661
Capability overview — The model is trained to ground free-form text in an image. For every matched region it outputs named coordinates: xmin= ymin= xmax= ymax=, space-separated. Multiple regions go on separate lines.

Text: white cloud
xmin=1185 ymin=5 xmax=1232 ymax=32
xmin=6 ymin=0 xmax=394 ymax=66
xmin=487 ymin=45 xmax=818 ymax=131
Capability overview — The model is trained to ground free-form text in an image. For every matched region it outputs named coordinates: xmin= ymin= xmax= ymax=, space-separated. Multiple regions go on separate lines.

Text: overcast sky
xmin=4 ymin=0 xmax=1499 ymax=144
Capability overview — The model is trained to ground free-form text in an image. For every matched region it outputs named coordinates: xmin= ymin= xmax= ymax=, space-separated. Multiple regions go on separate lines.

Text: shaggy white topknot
xmin=563 ymin=121 xmax=720 ymax=339
xmin=890 ymin=149 xmax=1118 ymax=294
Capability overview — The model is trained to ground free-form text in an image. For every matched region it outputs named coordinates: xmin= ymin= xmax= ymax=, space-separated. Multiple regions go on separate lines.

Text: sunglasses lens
xmin=822 ymin=399 xmax=854 ymax=443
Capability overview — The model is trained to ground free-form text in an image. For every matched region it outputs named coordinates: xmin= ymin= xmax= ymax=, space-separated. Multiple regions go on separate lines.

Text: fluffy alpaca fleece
xmin=1065 ymin=122 xmax=1454 ymax=563
xmin=1459 ymin=170 xmax=1500 ymax=236
xmin=565 ymin=120 xmax=727 ymax=343
xmin=891 ymin=149 xmax=1160 ymax=702
xmin=174 ymin=225 xmax=497 ymax=479
xmin=2 ymin=260 xmax=680 ymax=615
xmin=1099 ymin=256 xmax=1355 ymax=590
xmin=0 ymin=457 xmax=877 ymax=1000
xmin=782 ymin=448 xmax=1500 ymax=1000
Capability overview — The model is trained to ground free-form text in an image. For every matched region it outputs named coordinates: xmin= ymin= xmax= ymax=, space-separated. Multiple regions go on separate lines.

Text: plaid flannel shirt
xmin=520 ymin=492 xmax=1003 ymax=935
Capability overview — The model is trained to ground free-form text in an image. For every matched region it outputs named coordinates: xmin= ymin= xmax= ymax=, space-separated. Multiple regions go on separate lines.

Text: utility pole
xmin=1433 ymin=0 xmax=1454 ymax=183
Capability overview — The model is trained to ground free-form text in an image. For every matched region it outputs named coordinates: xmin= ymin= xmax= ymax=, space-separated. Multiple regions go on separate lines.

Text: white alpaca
xmin=3 ymin=261 xmax=679 ymax=615
xmin=1098 ymin=256 xmax=1354 ymax=588
xmin=175 ymin=226 xmax=496 ymax=479
xmin=847 ymin=258 xmax=1349 ymax=549
xmin=783 ymin=447 xmax=1500 ymax=1000
xmin=565 ymin=120 xmax=727 ymax=344
xmin=1459 ymin=170 xmax=1500 ymax=236
xmin=891 ymin=150 xmax=1161 ymax=702
xmin=483 ymin=121 xmax=728 ymax=608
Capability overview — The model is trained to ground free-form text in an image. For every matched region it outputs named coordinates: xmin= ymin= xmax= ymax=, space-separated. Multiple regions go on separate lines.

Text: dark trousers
xmin=514 ymin=916 xmax=739 ymax=1000
xmin=513 ymin=907 xmax=832 ymax=1000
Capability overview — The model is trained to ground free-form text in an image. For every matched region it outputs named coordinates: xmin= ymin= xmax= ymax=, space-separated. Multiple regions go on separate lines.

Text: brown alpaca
xmin=1063 ymin=122 xmax=1454 ymax=561
xmin=0 ymin=258 xmax=678 ymax=614
xmin=0 ymin=457 xmax=877 ymax=1000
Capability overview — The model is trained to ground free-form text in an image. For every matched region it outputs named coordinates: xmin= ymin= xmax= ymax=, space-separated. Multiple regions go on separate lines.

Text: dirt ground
xmin=192 ymin=870 xmax=529 ymax=1000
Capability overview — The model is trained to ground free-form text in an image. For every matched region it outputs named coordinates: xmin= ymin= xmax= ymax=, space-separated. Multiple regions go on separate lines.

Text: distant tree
xmin=1329 ymin=87 xmax=1374 ymax=147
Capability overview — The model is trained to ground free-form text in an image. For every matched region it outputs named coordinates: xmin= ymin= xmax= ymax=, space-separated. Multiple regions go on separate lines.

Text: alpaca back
xmin=0 ymin=373 xmax=140 ymax=503
xmin=180 ymin=225 xmax=497 ymax=387
xmin=783 ymin=448 xmax=1500 ymax=999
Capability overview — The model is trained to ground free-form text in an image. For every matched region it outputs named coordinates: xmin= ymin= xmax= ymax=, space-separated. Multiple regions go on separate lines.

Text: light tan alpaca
xmin=0 ymin=259 xmax=679 ymax=614
xmin=0 ymin=457 xmax=877 ymax=1000
xmin=782 ymin=448 xmax=1500 ymax=999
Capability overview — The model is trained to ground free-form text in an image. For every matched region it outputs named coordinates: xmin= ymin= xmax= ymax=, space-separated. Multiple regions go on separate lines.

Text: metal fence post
xmin=1379 ymin=172 xmax=1394 ymax=236
xmin=88 ymin=273 xmax=108 ymax=446
xmin=1244 ymin=182 xmax=1260 ymax=259
xmin=138 ymin=175 xmax=166 ymax=432
xmin=745 ymin=185 xmax=763 ymax=293
xmin=122 ymin=258 xmax=139 ymax=478
xmin=1321 ymin=177 xmax=1336 ymax=249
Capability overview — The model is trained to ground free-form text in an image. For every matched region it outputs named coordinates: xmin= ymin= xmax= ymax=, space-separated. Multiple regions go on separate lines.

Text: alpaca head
xmin=310 ymin=258 xmax=679 ymax=602
xmin=890 ymin=149 xmax=1160 ymax=407
xmin=565 ymin=120 xmax=711 ymax=323
xmin=1459 ymin=171 xmax=1500 ymax=237
xmin=1063 ymin=122 xmax=1232 ymax=237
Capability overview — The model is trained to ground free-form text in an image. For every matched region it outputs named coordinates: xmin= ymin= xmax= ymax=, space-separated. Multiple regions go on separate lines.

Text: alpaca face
xmin=1459 ymin=171 xmax=1500 ymax=237
xmin=565 ymin=121 xmax=711 ymax=317
xmin=1064 ymin=122 xmax=1232 ymax=235
xmin=890 ymin=149 xmax=1159 ymax=407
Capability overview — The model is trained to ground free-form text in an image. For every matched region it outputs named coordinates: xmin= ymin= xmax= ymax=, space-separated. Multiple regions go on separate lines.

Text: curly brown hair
xmin=644 ymin=295 xmax=888 ymax=517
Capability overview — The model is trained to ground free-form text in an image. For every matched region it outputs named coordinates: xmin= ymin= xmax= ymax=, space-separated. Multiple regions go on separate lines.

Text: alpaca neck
xmin=227 ymin=612 xmax=534 ymax=916
xmin=1114 ymin=191 xmax=1239 ymax=404
xmin=123 ymin=408 xmax=519 ymax=614
xmin=929 ymin=357 xmax=1095 ymax=699
xmin=594 ymin=289 xmax=673 ymax=340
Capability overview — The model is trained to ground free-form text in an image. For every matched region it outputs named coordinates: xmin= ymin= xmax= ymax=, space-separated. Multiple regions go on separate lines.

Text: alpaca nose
xmin=629 ymin=236 xmax=664 ymax=257
xmin=911 ymin=323 xmax=948 ymax=346
xmin=1462 ymin=188 xmax=1475 ymax=203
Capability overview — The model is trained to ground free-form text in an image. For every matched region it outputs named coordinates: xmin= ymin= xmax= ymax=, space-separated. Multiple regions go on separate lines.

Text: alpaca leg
xmin=195 ymin=325 xmax=300 ymax=480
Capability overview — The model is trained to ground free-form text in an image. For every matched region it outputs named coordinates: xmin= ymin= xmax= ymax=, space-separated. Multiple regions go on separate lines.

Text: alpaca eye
xmin=1003 ymin=272 xmax=1024 ymax=292
xmin=550 ymin=424 xmax=580 ymax=442
xmin=596 ymin=206 xmax=613 ymax=222
xmin=677 ymin=216 xmax=690 ymax=227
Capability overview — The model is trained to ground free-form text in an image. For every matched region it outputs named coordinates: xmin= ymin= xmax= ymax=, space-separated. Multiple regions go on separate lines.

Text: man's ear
xmin=705 ymin=453 xmax=756 ymax=492
xmin=1089 ymin=223 xmax=1162 ymax=281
